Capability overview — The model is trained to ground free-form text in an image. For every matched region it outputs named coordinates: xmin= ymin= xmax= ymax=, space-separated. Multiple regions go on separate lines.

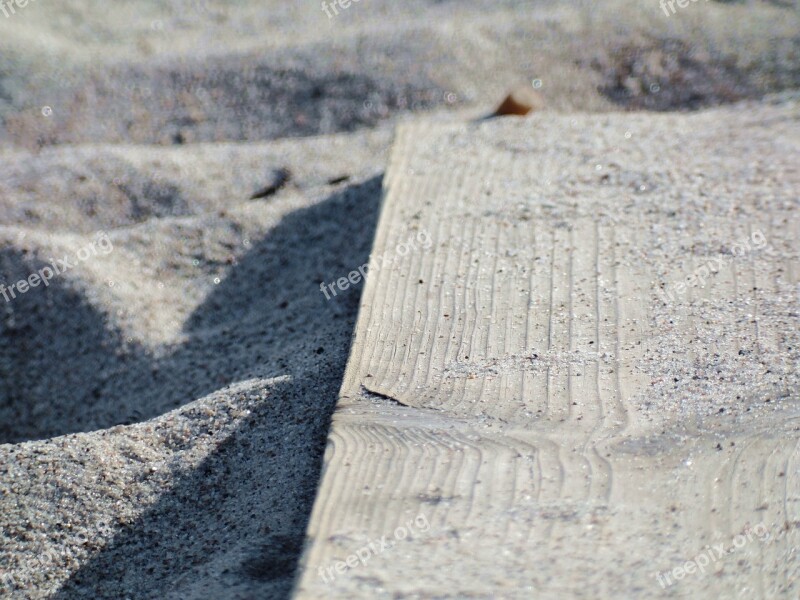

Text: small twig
xmin=250 ymin=167 xmax=291 ymax=200
xmin=327 ymin=174 xmax=351 ymax=185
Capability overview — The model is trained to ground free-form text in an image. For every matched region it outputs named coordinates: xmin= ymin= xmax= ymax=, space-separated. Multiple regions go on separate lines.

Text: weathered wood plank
xmin=295 ymin=105 xmax=800 ymax=598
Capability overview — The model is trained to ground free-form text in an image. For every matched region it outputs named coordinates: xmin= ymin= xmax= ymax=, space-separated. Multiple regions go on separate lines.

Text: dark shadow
xmin=51 ymin=377 xmax=329 ymax=599
xmin=11 ymin=175 xmax=384 ymax=598
xmin=4 ymin=50 xmax=449 ymax=146
xmin=0 ymin=175 xmax=382 ymax=443
xmin=0 ymin=249 xmax=136 ymax=442
xmin=587 ymin=37 xmax=800 ymax=111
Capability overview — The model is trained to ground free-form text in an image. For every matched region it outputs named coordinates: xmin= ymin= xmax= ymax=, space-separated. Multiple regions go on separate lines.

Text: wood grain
xmin=294 ymin=105 xmax=800 ymax=598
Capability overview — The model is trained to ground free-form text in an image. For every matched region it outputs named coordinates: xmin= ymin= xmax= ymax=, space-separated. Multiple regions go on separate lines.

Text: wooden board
xmin=294 ymin=105 xmax=800 ymax=598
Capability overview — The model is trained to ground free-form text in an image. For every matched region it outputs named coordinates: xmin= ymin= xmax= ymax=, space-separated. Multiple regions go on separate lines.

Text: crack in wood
xmin=361 ymin=384 xmax=411 ymax=408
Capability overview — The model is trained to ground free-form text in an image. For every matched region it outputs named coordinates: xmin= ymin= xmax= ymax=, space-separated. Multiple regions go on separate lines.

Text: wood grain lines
xmin=295 ymin=107 xmax=800 ymax=599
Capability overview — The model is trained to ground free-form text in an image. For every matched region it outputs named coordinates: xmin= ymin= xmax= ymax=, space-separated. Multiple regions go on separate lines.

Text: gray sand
xmin=0 ymin=131 xmax=389 ymax=598
xmin=1 ymin=0 xmax=799 ymax=598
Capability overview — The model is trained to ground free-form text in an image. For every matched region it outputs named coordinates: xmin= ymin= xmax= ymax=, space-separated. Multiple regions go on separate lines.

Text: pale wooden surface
xmin=295 ymin=104 xmax=800 ymax=599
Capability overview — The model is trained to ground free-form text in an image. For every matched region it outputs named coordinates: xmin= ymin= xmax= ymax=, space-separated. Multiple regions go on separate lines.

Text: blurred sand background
xmin=0 ymin=0 xmax=799 ymax=598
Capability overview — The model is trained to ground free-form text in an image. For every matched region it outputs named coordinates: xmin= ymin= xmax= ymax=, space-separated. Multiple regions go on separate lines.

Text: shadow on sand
xmin=0 ymin=176 xmax=383 ymax=598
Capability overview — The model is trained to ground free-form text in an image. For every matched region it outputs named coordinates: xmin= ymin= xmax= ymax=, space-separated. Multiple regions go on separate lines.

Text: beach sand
xmin=1 ymin=1 xmax=799 ymax=598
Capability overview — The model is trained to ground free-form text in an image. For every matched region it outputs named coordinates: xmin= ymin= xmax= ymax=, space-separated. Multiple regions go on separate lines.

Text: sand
xmin=0 ymin=0 xmax=799 ymax=598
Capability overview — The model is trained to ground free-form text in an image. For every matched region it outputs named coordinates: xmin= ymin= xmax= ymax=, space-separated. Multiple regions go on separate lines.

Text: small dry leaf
xmin=495 ymin=87 xmax=545 ymax=116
